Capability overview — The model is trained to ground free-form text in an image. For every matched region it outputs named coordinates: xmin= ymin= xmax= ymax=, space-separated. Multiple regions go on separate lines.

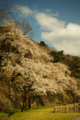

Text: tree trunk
xmin=21 ymin=108 xmax=24 ymax=112
xmin=29 ymin=102 xmax=31 ymax=109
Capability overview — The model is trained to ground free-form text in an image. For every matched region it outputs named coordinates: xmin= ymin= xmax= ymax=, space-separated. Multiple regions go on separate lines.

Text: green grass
xmin=8 ymin=107 xmax=80 ymax=120
xmin=0 ymin=112 xmax=7 ymax=117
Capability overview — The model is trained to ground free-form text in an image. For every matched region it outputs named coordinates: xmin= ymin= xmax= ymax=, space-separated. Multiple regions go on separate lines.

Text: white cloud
xmin=45 ymin=9 xmax=51 ymax=12
xmin=35 ymin=12 xmax=65 ymax=31
xmin=18 ymin=6 xmax=33 ymax=17
xmin=54 ymin=40 xmax=80 ymax=56
xmin=45 ymin=10 xmax=59 ymax=17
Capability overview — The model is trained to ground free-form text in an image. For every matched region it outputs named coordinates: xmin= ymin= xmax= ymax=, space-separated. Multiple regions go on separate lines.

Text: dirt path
xmin=72 ymin=115 xmax=80 ymax=120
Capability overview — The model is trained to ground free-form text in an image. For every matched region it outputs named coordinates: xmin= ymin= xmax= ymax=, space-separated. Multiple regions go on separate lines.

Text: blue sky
xmin=13 ymin=0 xmax=80 ymax=56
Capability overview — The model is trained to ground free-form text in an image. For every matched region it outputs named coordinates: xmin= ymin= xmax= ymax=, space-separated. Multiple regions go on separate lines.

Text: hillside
xmin=0 ymin=22 xmax=80 ymax=111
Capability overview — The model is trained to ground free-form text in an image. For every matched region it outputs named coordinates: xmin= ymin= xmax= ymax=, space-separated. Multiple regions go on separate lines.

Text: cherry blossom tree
xmin=3 ymin=74 xmax=36 ymax=112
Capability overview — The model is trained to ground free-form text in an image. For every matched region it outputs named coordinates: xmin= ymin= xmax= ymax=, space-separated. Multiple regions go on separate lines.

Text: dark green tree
xmin=50 ymin=50 xmax=65 ymax=63
xmin=39 ymin=41 xmax=46 ymax=46
xmin=69 ymin=56 xmax=80 ymax=78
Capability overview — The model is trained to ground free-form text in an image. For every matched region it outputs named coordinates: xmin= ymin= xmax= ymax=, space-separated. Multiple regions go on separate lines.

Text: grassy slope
xmin=8 ymin=107 xmax=79 ymax=120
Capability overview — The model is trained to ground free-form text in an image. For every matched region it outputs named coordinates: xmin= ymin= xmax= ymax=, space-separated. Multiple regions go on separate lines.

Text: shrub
xmin=5 ymin=109 xmax=19 ymax=117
